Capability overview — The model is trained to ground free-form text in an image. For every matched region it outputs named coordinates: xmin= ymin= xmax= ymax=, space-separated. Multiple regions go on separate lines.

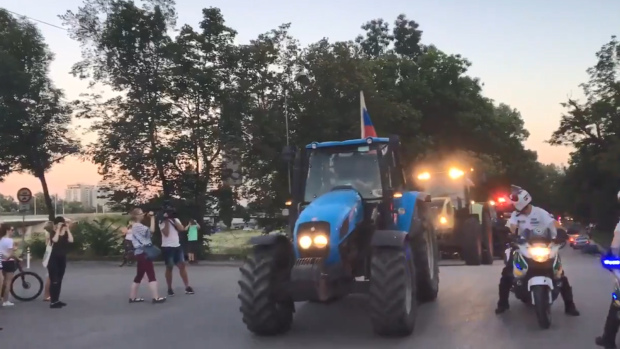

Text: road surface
xmin=0 ymin=248 xmax=613 ymax=349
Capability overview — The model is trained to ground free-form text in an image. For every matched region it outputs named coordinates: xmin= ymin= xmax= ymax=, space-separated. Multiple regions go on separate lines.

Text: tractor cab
xmin=286 ymin=136 xmax=410 ymax=238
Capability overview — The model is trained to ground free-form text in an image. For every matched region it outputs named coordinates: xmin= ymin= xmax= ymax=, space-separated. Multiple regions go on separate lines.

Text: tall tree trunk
xmin=37 ymin=171 xmax=56 ymax=221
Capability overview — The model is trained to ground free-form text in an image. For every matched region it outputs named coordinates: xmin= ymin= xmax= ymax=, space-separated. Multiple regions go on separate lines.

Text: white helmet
xmin=509 ymin=185 xmax=532 ymax=212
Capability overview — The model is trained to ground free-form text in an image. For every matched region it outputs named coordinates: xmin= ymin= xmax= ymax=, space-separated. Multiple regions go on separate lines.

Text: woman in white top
xmin=0 ymin=224 xmax=17 ymax=307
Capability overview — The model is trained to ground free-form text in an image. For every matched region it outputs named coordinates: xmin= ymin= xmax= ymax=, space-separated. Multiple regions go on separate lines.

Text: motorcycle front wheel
xmin=532 ymin=285 xmax=551 ymax=329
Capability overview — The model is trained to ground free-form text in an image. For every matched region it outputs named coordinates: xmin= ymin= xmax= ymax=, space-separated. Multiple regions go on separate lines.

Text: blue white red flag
xmin=360 ymin=91 xmax=377 ymax=138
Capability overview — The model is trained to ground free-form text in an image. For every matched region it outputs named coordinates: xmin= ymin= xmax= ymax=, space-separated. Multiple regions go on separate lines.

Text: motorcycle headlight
xmin=528 ymin=246 xmax=551 ymax=262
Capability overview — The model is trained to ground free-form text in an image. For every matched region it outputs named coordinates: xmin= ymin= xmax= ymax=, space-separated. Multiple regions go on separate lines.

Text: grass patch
xmin=591 ymin=229 xmax=613 ymax=249
xmin=208 ymin=230 xmax=261 ymax=255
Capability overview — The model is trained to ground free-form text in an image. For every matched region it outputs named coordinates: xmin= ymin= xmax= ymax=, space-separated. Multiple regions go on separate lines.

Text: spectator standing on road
xmin=185 ymin=219 xmax=200 ymax=264
xmin=119 ymin=221 xmax=134 ymax=267
xmin=47 ymin=217 xmax=74 ymax=309
xmin=129 ymin=208 xmax=165 ymax=303
xmin=160 ymin=213 xmax=194 ymax=296
xmin=0 ymin=224 xmax=17 ymax=307
xmin=0 ymin=226 xmax=3 ymax=331
xmin=42 ymin=221 xmax=53 ymax=301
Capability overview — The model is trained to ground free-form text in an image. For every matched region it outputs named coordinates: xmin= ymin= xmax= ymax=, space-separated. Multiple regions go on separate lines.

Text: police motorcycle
xmin=601 ymin=253 xmax=620 ymax=307
xmin=508 ymin=227 xmax=566 ymax=329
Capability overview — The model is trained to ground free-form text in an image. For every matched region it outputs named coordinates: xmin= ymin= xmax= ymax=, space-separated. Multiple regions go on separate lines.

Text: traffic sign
xmin=17 ymin=187 xmax=33 ymax=203
xmin=19 ymin=203 xmax=30 ymax=212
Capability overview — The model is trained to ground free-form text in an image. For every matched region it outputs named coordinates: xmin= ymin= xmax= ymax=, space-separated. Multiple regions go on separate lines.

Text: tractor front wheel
xmin=369 ymin=244 xmax=417 ymax=336
xmin=238 ymin=245 xmax=294 ymax=336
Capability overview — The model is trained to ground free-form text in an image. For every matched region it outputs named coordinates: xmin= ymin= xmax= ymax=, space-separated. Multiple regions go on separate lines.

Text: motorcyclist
xmin=595 ymin=190 xmax=620 ymax=348
xmin=495 ymin=185 xmax=580 ymax=316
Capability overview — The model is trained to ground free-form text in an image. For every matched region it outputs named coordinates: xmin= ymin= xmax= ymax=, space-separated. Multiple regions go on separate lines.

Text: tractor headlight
xmin=448 ymin=168 xmax=464 ymax=179
xmin=528 ymin=246 xmax=551 ymax=262
xmin=313 ymin=234 xmax=328 ymax=248
xmin=298 ymin=235 xmax=312 ymax=249
xmin=417 ymin=172 xmax=431 ymax=180
xmin=439 ymin=216 xmax=447 ymax=224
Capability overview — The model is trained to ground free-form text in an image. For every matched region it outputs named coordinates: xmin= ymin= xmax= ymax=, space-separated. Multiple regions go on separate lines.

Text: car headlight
xmin=298 ymin=235 xmax=312 ymax=249
xmin=528 ymin=246 xmax=551 ymax=262
xmin=313 ymin=235 xmax=328 ymax=248
xmin=439 ymin=216 xmax=447 ymax=224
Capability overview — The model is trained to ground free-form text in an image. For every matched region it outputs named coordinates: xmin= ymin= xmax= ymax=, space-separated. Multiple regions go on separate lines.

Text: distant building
xmin=95 ymin=181 xmax=114 ymax=211
xmin=64 ymin=184 xmax=96 ymax=208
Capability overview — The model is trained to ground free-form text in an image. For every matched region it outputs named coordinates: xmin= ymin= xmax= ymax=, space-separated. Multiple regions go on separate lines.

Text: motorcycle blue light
xmin=602 ymin=256 xmax=620 ymax=269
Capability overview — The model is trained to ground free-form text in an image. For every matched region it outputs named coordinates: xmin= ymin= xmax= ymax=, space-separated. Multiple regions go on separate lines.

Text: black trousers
xmin=47 ymin=254 xmax=67 ymax=303
xmin=499 ymin=249 xmax=575 ymax=306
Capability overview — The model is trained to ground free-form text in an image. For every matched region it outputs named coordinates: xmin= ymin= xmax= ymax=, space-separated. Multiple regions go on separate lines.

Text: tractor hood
xmin=295 ymin=189 xmax=362 ymax=236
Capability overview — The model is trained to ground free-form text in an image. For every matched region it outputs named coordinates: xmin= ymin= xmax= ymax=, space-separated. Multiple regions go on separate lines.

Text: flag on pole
xmin=360 ymin=91 xmax=377 ymax=138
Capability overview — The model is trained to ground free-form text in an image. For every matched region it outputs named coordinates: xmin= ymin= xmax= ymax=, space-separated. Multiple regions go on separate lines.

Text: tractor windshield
xmin=304 ymin=145 xmax=384 ymax=202
xmin=416 ymin=174 xmax=467 ymax=199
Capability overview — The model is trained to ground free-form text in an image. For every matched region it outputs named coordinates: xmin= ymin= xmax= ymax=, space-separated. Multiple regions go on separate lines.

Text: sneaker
xmin=57 ymin=301 xmax=67 ymax=307
xmin=2 ymin=301 xmax=14 ymax=307
xmin=167 ymin=289 xmax=175 ymax=297
xmin=185 ymin=287 xmax=194 ymax=295
xmin=50 ymin=302 xmax=63 ymax=309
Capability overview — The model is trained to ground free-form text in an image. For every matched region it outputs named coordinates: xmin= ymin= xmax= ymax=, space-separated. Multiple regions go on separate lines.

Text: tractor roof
xmin=305 ymin=137 xmax=390 ymax=149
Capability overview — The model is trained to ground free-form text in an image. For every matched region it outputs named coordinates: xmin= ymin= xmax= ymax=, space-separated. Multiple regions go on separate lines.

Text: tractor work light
xmin=439 ymin=216 xmax=447 ymax=224
xmin=393 ymin=192 xmax=403 ymax=198
xmin=285 ymin=200 xmax=292 ymax=206
xmin=448 ymin=168 xmax=464 ymax=179
xmin=489 ymin=200 xmax=496 ymax=206
xmin=417 ymin=172 xmax=431 ymax=180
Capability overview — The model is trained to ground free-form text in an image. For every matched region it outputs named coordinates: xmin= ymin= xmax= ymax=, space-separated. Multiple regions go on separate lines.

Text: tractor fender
xmin=249 ymin=234 xmax=290 ymax=246
xmin=371 ymin=230 xmax=408 ymax=247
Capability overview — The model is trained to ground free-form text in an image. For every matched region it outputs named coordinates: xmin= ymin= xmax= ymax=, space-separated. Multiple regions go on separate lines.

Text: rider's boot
xmin=495 ymin=276 xmax=511 ymax=314
xmin=596 ymin=301 xmax=620 ymax=349
xmin=560 ymin=277 xmax=580 ymax=316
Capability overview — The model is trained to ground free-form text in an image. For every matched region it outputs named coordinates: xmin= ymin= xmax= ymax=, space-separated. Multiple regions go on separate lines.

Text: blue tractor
xmin=237 ymin=136 xmax=439 ymax=337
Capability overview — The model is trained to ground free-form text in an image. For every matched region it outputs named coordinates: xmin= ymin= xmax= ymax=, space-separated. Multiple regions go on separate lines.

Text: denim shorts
xmin=161 ymin=247 xmax=184 ymax=267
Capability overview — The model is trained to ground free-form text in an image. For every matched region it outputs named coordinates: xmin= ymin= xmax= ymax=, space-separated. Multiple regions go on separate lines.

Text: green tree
xmin=549 ymin=35 xmax=620 ymax=229
xmin=0 ymin=10 xmax=80 ymax=221
xmin=0 ymin=194 xmax=18 ymax=212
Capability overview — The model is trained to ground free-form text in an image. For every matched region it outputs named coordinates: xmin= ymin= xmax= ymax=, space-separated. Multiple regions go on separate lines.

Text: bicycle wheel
xmin=11 ymin=271 xmax=44 ymax=302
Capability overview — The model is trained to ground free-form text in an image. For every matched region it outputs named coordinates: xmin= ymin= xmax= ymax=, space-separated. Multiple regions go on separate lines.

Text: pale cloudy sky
xmin=0 ymin=0 xmax=617 ymax=198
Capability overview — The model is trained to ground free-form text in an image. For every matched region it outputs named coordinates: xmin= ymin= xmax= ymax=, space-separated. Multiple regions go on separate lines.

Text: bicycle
xmin=3 ymin=257 xmax=44 ymax=302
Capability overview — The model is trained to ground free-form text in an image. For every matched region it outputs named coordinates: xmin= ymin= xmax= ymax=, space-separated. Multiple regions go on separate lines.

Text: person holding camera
xmin=47 ymin=217 xmax=74 ymax=309
xmin=185 ymin=219 xmax=200 ymax=264
xmin=160 ymin=212 xmax=194 ymax=296
xmin=129 ymin=209 xmax=165 ymax=303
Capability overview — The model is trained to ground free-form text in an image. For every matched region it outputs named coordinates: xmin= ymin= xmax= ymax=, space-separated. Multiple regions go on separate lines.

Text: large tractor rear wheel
xmin=460 ymin=217 xmax=482 ymax=266
xmin=481 ymin=208 xmax=494 ymax=265
xmin=369 ymin=244 xmax=417 ymax=336
xmin=238 ymin=245 xmax=294 ymax=336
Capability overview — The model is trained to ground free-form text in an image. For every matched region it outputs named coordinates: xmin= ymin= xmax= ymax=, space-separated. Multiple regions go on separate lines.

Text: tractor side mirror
xmin=282 ymin=145 xmax=296 ymax=162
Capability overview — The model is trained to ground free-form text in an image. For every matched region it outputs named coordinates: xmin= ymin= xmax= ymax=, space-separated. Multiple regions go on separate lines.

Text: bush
xmin=28 ymin=236 xmax=47 ymax=259
xmin=80 ymin=218 xmax=123 ymax=257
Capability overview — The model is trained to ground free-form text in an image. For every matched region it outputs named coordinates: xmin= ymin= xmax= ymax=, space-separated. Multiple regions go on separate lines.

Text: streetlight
xmin=284 ymin=71 xmax=311 ymax=194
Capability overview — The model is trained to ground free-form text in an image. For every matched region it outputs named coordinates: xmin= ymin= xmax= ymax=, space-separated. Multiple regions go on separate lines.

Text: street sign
xmin=19 ymin=203 xmax=30 ymax=212
xmin=17 ymin=187 xmax=33 ymax=203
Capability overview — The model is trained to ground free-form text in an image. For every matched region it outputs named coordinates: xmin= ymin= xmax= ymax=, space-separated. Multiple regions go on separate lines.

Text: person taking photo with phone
xmin=47 ymin=217 xmax=74 ymax=309
xmin=129 ymin=208 xmax=165 ymax=303
xmin=160 ymin=212 xmax=194 ymax=296
xmin=185 ymin=219 xmax=200 ymax=264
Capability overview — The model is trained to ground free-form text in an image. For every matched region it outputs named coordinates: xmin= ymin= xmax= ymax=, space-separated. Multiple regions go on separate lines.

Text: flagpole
xmin=360 ymin=91 xmax=365 ymax=138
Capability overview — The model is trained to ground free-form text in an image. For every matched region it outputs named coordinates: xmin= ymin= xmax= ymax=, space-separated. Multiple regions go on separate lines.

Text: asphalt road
xmin=0 ymin=248 xmax=614 ymax=349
